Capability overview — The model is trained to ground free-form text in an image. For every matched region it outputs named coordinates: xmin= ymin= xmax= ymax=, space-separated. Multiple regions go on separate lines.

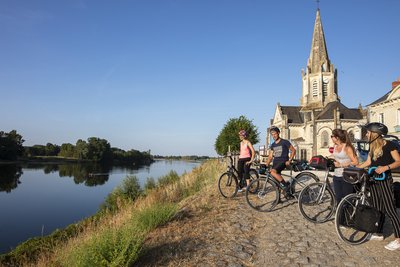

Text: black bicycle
xmin=334 ymin=167 xmax=385 ymax=245
xmin=245 ymin=161 xmax=319 ymax=212
xmin=218 ymin=154 xmax=259 ymax=198
xmin=298 ymin=157 xmax=336 ymax=223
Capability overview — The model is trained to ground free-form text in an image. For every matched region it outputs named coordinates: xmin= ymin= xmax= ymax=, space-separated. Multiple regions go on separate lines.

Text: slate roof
xmin=280 ymin=106 xmax=303 ymax=123
xmin=316 ymin=101 xmax=363 ymax=120
xmin=281 ymin=101 xmax=363 ymax=123
xmin=367 ymin=90 xmax=391 ymax=106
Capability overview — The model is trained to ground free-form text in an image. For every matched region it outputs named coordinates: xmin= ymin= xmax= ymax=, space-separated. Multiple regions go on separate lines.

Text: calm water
xmin=0 ymin=160 xmax=201 ymax=254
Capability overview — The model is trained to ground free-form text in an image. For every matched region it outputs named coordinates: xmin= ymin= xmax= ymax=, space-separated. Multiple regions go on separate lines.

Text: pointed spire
xmin=308 ymin=9 xmax=330 ymax=73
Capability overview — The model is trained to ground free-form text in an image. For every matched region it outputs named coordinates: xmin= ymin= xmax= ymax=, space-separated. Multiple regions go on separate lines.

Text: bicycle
xmin=334 ymin=166 xmax=385 ymax=245
xmin=217 ymin=154 xmax=259 ymax=198
xmin=245 ymin=160 xmax=319 ymax=212
xmin=298 ymin=157 xmax=337 ymax=223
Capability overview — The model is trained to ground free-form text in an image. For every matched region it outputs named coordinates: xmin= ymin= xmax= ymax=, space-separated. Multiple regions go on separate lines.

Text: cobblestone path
xmin=134 ymin=183 xmax=400 ymax=266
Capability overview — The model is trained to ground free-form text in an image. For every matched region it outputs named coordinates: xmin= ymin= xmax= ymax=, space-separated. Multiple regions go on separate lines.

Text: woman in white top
xmin=331 ymin=129 xmax=359 ymax=203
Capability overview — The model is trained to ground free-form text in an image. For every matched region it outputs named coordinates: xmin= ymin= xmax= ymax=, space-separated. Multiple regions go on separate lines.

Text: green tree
xmin=0 ymin=130 xmax=24 ymax=160
xmin=214 ymin=115 xmax=259 ymax=156
xmin=59 ymin=143 xmax=75 ymax=158
xmin=86 ymin=137 xmax=113 ymax=162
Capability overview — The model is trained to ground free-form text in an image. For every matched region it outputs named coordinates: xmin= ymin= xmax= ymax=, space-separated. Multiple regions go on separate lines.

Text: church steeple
xmin=301 ymin=9 xmax=338 ymax=110
xmin=308 ymin=9 xmax=330 ymax=74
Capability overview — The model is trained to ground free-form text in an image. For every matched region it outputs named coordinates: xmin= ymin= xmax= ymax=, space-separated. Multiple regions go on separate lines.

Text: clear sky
xmin=1 ymin=0 xmax=399 ymax=156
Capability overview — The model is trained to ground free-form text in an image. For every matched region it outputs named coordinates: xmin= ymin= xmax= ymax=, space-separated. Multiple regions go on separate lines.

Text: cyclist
xmin=331 ymin=129 xmax=359 ymax=203
xmin=357 ymin=122 xmax=400 ymax=250
xmin=264 ymin=126 xmax=296 ymax=197
xmin=238 ymin=130 xmax=255 ymax=192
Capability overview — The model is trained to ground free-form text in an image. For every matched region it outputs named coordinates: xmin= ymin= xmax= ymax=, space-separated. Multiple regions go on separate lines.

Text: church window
xmin=348 ymin=131 xmax=355 ymax=143
xmin=312 ymin=81 xmax=318 ymax=97
xmin=321 ymin=131 xmax=329 ymax=147
xmin=323 ymin=81 xmax=328 ymax=97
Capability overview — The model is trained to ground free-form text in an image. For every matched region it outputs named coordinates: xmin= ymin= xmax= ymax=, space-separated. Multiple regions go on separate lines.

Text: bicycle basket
xmin=309 ymin=155 xmax=327 ymax=170
xmin=343 ymin=167 xmax=366 ymax=184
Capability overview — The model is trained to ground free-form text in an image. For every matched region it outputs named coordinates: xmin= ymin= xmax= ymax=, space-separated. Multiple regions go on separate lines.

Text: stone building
xmin=366 ymin=78 xmax=400 ymax=139
xmin=267 ymin=9 xmax=366 ymax=160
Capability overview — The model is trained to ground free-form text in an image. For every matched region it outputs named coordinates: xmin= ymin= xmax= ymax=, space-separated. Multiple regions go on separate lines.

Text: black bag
xmin=343 ymin=167 xmax=367 ymax=184
xmin=393 ymin=182 xmax=400 ymax=208
xmin=353 ymin=204 xmax=384 ymax=233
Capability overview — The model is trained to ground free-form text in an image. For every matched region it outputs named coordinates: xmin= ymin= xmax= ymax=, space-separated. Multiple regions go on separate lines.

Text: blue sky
xmin=1 ymin=0 xmax=399 ymax=156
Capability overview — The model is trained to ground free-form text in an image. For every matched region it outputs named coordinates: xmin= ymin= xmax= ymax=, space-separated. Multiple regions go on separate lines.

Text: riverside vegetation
xmin=0 ymin=159 xmax=224 ymax=266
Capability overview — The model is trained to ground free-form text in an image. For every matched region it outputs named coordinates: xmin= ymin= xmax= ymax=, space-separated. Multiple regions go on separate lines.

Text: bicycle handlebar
xmin=368 ymin=166 xmax=386 ymax=181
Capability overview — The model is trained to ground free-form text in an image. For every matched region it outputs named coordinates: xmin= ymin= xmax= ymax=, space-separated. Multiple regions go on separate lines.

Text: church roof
xmin=280 ymin=106 xmax=303 ymax=123
xmin=308 ymin=9 xmax=331 ymax=73
xmin=316 ymin=101 xmax=363 ymax=120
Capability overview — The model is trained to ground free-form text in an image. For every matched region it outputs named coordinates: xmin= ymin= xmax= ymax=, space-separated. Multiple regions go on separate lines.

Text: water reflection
xmin=0 ymin=165 xmax=23 ymax=193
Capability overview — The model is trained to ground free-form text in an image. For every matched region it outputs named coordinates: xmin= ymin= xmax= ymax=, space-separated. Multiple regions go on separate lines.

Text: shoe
xmin=385 ymin=239 xmax=400 ymax=251
xmin=237 ymin=188 xmax=243 ymax=193
xmin=369 ymin=234 xmax=384 ymax=241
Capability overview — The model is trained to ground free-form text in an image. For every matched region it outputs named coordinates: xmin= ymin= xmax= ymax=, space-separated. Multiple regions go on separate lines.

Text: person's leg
xmin=380 ymin=179 xmax=400 ymax=238
xmin=243 ymin=157 xmax=251 ymax=187
xmin=370 ymin=182 xmax=385 ymax=235
xmin=237 ymin=158 xmax=246 ymax=188
xmin=332 ymin=176 xmax=344 ymax=203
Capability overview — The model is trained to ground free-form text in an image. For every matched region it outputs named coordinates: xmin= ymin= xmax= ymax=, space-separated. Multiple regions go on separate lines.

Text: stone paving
xmin=134 ymin=181 xmax=400 ymax=267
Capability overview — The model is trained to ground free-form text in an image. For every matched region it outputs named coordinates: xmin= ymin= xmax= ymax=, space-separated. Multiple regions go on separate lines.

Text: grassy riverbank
xmin=0 ymin=159 xmax=224 ymax=266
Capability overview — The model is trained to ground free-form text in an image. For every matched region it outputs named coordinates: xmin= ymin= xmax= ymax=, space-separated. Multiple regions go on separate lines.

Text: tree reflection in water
xmin=0 ymin=165 xmax=23 ymax=193
xmin=0 ymin=163 xmax=112 ymax=192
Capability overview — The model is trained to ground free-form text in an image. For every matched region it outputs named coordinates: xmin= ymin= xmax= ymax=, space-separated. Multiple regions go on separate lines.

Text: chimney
xmin=392 ymin=77 xmax=400 ymax=90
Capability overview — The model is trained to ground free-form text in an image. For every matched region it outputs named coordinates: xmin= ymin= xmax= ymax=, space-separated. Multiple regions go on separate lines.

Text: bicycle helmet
xmin=362 ymin=122 xmax=388 ymax=136
xmin=238 ymin=130 xmax=248 ymax=137
xmin=270 ymin=126 xmax=280 ymax=133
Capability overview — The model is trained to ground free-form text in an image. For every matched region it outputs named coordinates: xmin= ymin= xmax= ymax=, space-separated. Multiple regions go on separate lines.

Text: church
xmin=267 ymin=9 xmax=367 ymax=161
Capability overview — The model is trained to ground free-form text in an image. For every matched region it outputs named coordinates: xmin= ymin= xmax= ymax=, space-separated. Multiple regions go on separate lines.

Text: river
xmin=0 ymin=159 xmax=201 ymax=254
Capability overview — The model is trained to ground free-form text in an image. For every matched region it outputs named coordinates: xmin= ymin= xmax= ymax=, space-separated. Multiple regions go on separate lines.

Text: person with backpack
xmin=237 ymin=130 xmax=255 ymax=192
xmin=357 ymin=122 xmax=400 ymax=250
xmin=331 ymin=129 xmax=359 ymax=203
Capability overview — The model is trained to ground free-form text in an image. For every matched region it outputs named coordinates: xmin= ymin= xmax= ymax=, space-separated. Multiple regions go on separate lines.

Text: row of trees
xmin=0 ymin=130 xmax=153 ymax=165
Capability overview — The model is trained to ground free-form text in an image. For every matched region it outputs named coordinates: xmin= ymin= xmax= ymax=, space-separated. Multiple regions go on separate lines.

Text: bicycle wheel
xmin=218 ymin=172 xmax=238 ymax=198
xmin=335 ymin=194 xmax=371 ymax=245
xmin=247 ymin=169 xmax=260 ymax=194
xmin=298 ymin=182 xmax=336 ymax=223
xmin=245 ymin=177 xmax=279 ymax=212
xmin=291 ymin=171 xmax=319 ymax=199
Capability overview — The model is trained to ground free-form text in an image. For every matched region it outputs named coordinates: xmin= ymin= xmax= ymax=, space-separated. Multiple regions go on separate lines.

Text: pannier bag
xmin=343 ymin=167 xmax=367 ymax=184
xmin=393 ymin=182 xmax=400 ymax=208
xmin=353 ymin=204 xmax=384 ymax=233
xmin=309 ymin=155 xmax=327 ymax=170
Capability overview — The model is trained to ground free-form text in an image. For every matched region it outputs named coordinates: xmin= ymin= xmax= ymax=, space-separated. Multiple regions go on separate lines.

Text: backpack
xmin=309 ymin=155 xmax=334 ymax=171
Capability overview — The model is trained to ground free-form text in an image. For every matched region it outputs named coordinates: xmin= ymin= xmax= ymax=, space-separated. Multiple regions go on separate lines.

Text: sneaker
xmin=369 ymin=234 xmax=384 ymax=241
xmin=237 ymin=188 xmax=243 ymax=193
xmin=385 ymin=239 xmax=400 ymax=251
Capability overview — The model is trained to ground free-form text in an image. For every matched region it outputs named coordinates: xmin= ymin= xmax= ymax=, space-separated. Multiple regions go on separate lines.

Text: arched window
xmin=321 ymin=131 xmax=329 ymax=147
xmin=312 ymin=81 xmax=318 ymax=97
xmin=348 ymin=131 xmax=355 ymax=143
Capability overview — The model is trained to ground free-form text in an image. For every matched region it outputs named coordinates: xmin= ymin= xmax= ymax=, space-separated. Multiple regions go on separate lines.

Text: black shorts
xmin=272 ymin=161 xmax=286 ymax=174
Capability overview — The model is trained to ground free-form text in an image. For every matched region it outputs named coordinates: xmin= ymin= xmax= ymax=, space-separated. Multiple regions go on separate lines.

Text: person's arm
xmin=376 ymin=149 xmax=400 ymax=174
xmin=343 ymin=146 xmax=358 ymax=167
xmin=246 ymin=141 xmax=256 ymax=165
xmin=357 ymin=154 xmax=371 ymax=169
xmin=286 ymin=144 xmax=296 ymax=165
xmin=265 ymin=149 xmax=273 ymax=167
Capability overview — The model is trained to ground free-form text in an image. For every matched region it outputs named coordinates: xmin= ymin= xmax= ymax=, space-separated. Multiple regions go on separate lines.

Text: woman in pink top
xmin=238 ymin=130 xmax=255 ymax=192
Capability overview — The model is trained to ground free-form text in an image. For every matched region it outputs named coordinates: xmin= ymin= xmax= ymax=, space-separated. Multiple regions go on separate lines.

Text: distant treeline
xmin=153 ymin=155 xmax=211 ymax=161
xmin=0 ymin=129 xmax=153 ymax=165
